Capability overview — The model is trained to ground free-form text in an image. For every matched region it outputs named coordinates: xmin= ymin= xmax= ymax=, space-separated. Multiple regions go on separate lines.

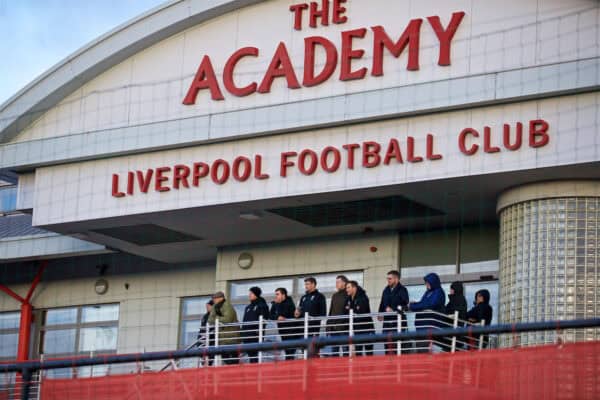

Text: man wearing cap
xmin=242 ymin=286 xmax=270 ymax=363
xmin=208 ymin=291 xmax=241 ymax=364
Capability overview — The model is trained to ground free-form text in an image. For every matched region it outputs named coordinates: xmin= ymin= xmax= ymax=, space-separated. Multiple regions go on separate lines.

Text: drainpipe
xmin=0 ymin=261 xmax=47 ymax=362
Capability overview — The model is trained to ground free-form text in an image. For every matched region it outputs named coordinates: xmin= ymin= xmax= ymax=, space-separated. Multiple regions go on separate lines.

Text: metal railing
xmin=2 ymin=315 xmax=599 ymax=400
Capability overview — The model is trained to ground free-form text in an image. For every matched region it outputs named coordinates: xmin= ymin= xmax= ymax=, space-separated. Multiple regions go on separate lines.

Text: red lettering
xmin=136 ymin=169 xmax=154 ymax=193
xmin=320 ymin=146 xmax=341 ymax=173
xmin=529 ymin=119 xmax=550 ymax=148
xmin=232 ymin=156 xmax=252 ymax=182
xmin=332 ymin=0 xmax=347 ymax=24
xmin=304 ymin=36 xmax=338 ymax=87
xmin=299 ymin=149 xmax=318 ymax=175
xmin=223 ymin=47 xmax=259 ymax=97
xmin=290 ymin=3 xmax=309 ymax=30
xmin=503 ymin=123 xmax=523 ymax=151
xmin=192 ymin=162 xmax=209 ymax=187
xmin=343 ymin=143 xmax=360 ymax=169
xmin=459 ymin=128 xmax=479 ymax=155
xmin=426 ymin=134 xmax=443 ymax=160
xmin=407 ymin=137 xmax=423 ymax=163
xmin=127 ymin=171 xmax=134 ymax=195
xmin=211 ymin=160 xmax=230 ymax=185
xmin=340 ymin=28 xmax=367 ymax=81
xmin=155 ymin=167 xmax=171 ymax=192
xmin=173 ymin=164 xmax=191 ymax=189
xmin=258 ymin=42 xmax=301 ymax=93
xmin=427 ymin=11 xmax=466 ymax=66
xmin=383 ymin=139 xmax=403 ymax=165
xmin=254 ymin=155 xmax=270 ymax=180
xmin=309 ymin=0 xmax=330 ymax=28
xmin=371 ymin=20 xmax=422 ymax=75
xmin=280 ymin=151 xmax=297 ymax=177
xmin=111 ymin=174 xmax=125 ymax=198
xmin=362 ymin=141 xmax=381 ymax=168
xmin=483 ymin=126 xmax=500 ymax=153
xmin=182 ymin=56 xmax=224 ymax=104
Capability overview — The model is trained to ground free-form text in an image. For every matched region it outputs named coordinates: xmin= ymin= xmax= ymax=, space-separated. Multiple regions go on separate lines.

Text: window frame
xmin=0 ymin=310 xmax=20 ymax=361
xmin=178 ymin=295 xmax=212 ymax=349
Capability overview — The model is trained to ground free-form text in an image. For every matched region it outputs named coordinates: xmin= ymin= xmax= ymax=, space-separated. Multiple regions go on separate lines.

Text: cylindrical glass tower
xmin=497 ymin=181 xmax=600 ymax=345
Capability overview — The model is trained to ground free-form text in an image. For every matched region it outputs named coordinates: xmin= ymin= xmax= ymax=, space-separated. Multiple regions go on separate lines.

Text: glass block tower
xmin=498 ymin=181 xmax=600 ymax=345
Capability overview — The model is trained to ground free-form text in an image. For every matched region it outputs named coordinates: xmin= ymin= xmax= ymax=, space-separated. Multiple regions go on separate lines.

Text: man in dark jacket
xmin=270 ymin=287 xmax=302 ymax=360
xmin=295 ymin=277 xmax=327 ymax=338
xmin=441 ymin=281 xmax=468 ymax=351
xmin=345 ymin=281 xmax=375 ymax=356
xmin=466 ymin=289 xmax=493 ymax=348
xmin=378 ymin=270 xmax=409 ymax=354
xmin=242 ymin=286 xmax=270 ymax=363
xmin=327 ymin=275 xmax=349 ymax=356
xmin=409 ymin=273 xmax=446 ymax=352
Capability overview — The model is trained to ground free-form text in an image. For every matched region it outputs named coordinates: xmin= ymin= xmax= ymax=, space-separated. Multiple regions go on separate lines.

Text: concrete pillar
xmin=497 ymin=181 xmax=600 ymax=345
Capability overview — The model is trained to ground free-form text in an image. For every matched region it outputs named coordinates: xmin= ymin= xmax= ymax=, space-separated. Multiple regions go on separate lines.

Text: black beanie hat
xmin=249 ymin=286 xmax=262 ymax=298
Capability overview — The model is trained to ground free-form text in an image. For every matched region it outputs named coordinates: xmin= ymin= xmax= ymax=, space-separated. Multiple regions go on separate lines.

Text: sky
xmin=0 ymin=0 xmax=166 ymax=106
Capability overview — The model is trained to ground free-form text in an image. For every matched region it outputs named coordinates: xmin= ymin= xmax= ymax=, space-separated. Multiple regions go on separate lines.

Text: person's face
xmin=449 ymin=287 xmax=455 ymax=295
xmin=274 ymin=290 xmax=285 ymax=303
xmin=213 ymin=296 xmax=224 ymax=305
xmin=387 ymin=274 xmax=399 ymax=288
xmin=248 ymin=291 xmax=258 ymax=302
xmin=304 ymin=280 xmax=316 ymax=292
xmin=476 ymin=293 xmax=484 ymax=304
xmin=345 ymin=283 xmax=355 ymax=297
xmin=425 ymin=282 xmax=431 ymax=291
xmin=336 ymin=278 xmax=346 ymax=291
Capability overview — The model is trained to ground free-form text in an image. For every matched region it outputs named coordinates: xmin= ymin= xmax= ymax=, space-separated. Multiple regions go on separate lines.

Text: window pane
xmin=45 ymin=368 xmax=73 ymax=380
xmin=461 ymin=260 xmax=499 ymax=274
xmin=78 ymin=365 xmax=109 ymax=378
xmin=181 ymin=320 xmax=201 ymax=348
xmin=182 ymin=297 xmax=211 ymax=317
xmin=231 ymin=278 xmax=294 ymax=300
xmin=79 ymin=326 xmax=118 ymax=352
xmin=0 ymin=312 xmax=19 ymax=330
xmin=43 ymin=329 xmax=76 ymax=354
xmin=401 ymin=264 xmax=456 ymax=279
xmin=46 ymin=308 xmax=77 ymax=325
xmin=296 ymin=271 xmax=363 ymax=294
xmin=0 ymin=333 xmax=18 ymax=358
xmin=81 ymin=304 xmax=119 ymax=323
xmin=0 ymin=186 xmax=17 ymax=213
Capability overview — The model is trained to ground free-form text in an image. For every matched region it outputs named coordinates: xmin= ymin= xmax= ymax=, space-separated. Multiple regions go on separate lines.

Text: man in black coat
xmin=242 ymin=286 xmax=270 ymax=363
xmin=345 ymin=281 xmax=375 ymax=356
xmin=295 ymin=277 xmax=327 ymax=338
xmin=270 ymin=287 xmax=302 ymax=360
xmin=378 ymin=270 xmax=409 ymax=354
xmin=467 ymin=289 xmax=493 ymax=348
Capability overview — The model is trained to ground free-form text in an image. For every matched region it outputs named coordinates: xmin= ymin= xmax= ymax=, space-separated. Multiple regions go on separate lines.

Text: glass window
xmin=0 ymin=311 xmax=19 ymax=360
xmin=0 ymin=312 xmax=19 ymax=330
xmin=231 ymin=278 xmax=294 ymax=301
xmin=0 ymin=333 xmax=18 ymax=358
xmin=0 ymin=186 xmax=17 ymax=213
xmin=179 ymin=296 xmax=211 ymax=349
xmin=401 ymin=265 xmax=456 ymax=279
xmin=40 ymin=304 xmax=119 ymax=361
xmin=295 ymin=271 xmax=363 ymax=294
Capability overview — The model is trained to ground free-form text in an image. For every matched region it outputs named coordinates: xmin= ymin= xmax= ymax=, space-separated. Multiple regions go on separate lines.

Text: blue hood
xmin=424 ymin=273 xmax=441 ymax=290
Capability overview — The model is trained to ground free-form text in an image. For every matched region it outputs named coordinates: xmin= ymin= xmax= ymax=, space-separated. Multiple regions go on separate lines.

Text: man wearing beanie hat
xmin=242 ymin=286 xmax=270 ymax=363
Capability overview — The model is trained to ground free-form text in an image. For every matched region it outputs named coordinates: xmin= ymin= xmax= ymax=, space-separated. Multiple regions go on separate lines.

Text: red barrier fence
xmin=40 ymin=341 xmax=600 ymax=400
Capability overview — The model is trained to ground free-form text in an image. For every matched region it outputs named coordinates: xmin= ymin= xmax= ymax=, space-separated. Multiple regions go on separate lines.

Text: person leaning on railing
xmin=270 ymin=287 xmax=303 ymax=360
xmin=326 ymin=275 xmax=349 ymax=357
xmin=345 ymin=281 xmax=375 ymax=356
xmin=440 ymin=281 xmax=468 ymax=351
xmin=466 ymin=289 xmax=493 ymax=348
xmin=241 ymin=286 xmax=270 ymax=363
xmin=208 ymin=291 xmax=241 ymax=364
xmin=377 ymin=270 xmax=409 ymax=355
xmin=295 ymin=277 xmax=327 ymax=337
xmin=408 ymin=273 xmax=446 ymax=353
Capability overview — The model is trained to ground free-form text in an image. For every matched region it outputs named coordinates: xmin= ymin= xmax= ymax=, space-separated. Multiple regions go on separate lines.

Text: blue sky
xmin=0 ymin=0 xmax=166 ymax=105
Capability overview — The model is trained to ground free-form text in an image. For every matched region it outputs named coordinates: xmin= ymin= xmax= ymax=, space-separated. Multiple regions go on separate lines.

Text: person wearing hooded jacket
xmin=466 ymin=289 xmax=493 ymax=348
xmin=345 ymin=280 xmax=375 ymax=356
xmin=242 ymin=286 xmax=270 ymax=363
xmin=408 ymin=273 xmax=446 ymax=352
xmin=440 ymin=281 xmax=467 ymax=351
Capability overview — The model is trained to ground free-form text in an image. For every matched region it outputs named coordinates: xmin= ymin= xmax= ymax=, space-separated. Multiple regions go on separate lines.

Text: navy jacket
xmin=298 ymin=290 xmax=327 ymax=318
xmin=410 ymin=273 xmax=446 ymax=330
xmin=241 ymin=297 xmax=270 ymax=341
xmin=270 ymin=296 xmax=302 ymax=340
xmin=345 ymin=287 xmax=375 ymax=335
xmin=378 ymin=283 xmax=409 ymax=329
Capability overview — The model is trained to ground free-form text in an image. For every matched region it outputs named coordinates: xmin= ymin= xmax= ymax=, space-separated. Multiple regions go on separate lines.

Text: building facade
xmin=0 ymin=0 xmax=599 ymax=366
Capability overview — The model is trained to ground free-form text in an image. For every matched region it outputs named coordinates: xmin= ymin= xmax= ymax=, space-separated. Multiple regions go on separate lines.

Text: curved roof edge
xmin=0 ymin=0 xmax=265 ymax=144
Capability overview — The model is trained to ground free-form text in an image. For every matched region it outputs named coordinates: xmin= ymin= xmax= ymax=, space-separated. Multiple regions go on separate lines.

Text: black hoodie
xmin=345 ymin=286 xmax=375 ymax=335
xmin=241 ymin=297 xmax=270 ymax=341
xmin=445 ymin=281 xmax=468 ymax=321
xmin=466 ymin=289 xmax=493 ymax=325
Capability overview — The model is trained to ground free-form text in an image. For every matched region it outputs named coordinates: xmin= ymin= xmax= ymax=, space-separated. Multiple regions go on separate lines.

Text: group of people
xmin=198 ymin=271 xmax=493 ymax=364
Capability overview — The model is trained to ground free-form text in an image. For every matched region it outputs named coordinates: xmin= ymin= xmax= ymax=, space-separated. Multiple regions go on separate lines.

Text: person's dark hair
xmin=387 ymin=270 xmax=400 ymax=278
xmin=275 ymin=287 xmax=288 ymax=297
xmin=304 ymin=277 xmax=317 ymax=285
xmin=336 ymin=275 xmax=349 ymax=283
xmin=347 ymin=280 xmax=359 ymax=288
